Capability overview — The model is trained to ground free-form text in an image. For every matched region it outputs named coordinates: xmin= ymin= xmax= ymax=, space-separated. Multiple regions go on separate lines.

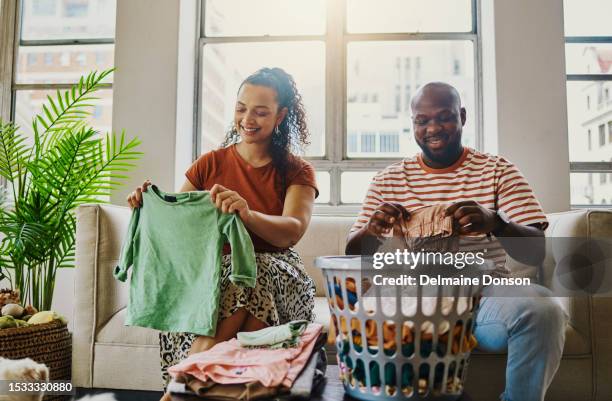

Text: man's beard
xmin=419 ymin=136 xmax=463 ymax=166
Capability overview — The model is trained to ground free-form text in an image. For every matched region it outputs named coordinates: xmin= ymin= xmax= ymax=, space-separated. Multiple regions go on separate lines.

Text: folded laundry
xmin=283 ymin=346 xmax=327 ymax=400
xmin=237 ymin=320 xmax=308 ymax=349
xmin=168 ymin=331 xmax=328 ymax=401
xmin=168 ymin=323 xmax=323 ymax=388
xmin=184 ymin=376 xmax=283 ymax=401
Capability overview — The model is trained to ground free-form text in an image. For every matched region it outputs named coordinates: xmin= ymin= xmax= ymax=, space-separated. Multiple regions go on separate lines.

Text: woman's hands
xmin=126 ymin=180 xmax=252 ymax=222
xmin=126 ymin=179 xmax=152 ymax=209
xmin=210 ymin=184 xmax=252 ymax=223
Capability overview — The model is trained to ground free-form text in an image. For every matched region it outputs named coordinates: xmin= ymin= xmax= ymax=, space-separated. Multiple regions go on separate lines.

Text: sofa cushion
xmin=98 ymin=298 xmax=331 ymax=345
xmin=294 ymin=216 xmax=354 ymax=296
xmin=96 ymin=308 xmax=159 ymax=346
xmin=98 ymin=296 xmax=590 ymax=357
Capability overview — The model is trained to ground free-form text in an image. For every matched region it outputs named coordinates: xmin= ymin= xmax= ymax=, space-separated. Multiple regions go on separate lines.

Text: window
xmin=588 ymin=129 xmax=592 ymax=150
xmin=404 ymin=84 xmax=411 ymax=113
xmin=21 ymin=0 xmax=115 ymax=40
xmin=380 ymin=132 xmax=400 ymax=153
xmin=348 ymin=132 xmax=358 ymax=153
xmin=93 ymin=105 xmax=103 ymax=118
xmin=453 ymin=59 xmax=461 ymax=75
xmin=564 ymin=0 xmax=612 ymax=207
xmin=394 ymin=85 xmax=401 ymax=113
xmin=64 ymin=0 xmax=88 ymax=18
xmin=197 ymin=0 xmax=480 ymax=208
xmin=26 ymin=53 xmax=37 ymax=66
xmin=361 ymin=133 xmax=376 ymax=153
xmin=7 ymin=0 xmax=116 ymax=141
xmin=75 ymin=52 xmax=87 ymax=66
xmin=32 ymin=0 xmax=55 ymax=16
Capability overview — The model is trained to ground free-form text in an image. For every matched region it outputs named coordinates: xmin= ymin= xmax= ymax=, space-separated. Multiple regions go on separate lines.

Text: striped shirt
xmin=351 ymin=147 xmax=548 ymax=275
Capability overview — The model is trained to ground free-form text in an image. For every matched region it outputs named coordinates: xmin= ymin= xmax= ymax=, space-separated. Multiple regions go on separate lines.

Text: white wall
xmin=487 ymin=0 xmax=570 ymax=212
xmin=109 ymin=0 xmax=184 ymax=205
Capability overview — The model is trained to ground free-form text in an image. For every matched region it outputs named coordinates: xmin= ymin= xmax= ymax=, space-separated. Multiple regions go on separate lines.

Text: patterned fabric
xmin=159 ymin=248 xmax=315 ymax=389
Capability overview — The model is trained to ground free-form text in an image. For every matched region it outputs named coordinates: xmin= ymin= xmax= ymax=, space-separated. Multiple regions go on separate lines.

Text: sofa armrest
xmin=545 ymin=209 xmax=612 ymax=401
xmin=73 ymin=204 xmax=132 ymax=387
xmin=592 ymin=296 xmax=612 ymax=401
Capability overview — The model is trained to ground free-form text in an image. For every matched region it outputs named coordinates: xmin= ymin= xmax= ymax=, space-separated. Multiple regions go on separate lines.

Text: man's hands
xmin=210 ymin=184 xmax=252 ymax=223
xmin=126 ymin=179 xmax=152 ymax=209
xmin=365 ymin=200 xmax=501 ymax=237
xmin=445 ymin=200 xmax=499 ymax=235
xmin=364 ymin=202 xmax=410 ymax=236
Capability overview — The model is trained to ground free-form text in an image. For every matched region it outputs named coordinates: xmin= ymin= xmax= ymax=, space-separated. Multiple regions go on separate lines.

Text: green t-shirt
xmin=114 ymin=185 xmax=256 ymax=335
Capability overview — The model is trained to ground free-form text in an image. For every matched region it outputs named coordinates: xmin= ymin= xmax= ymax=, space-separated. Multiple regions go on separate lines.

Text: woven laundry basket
xmin=316 ymin=256 xmax=482 ymax=401
xmin=0 ymin=320 xmax=72 ymax=401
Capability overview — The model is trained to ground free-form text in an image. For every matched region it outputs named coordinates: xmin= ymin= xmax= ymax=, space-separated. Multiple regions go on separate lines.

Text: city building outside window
xmin=64 ymin=0 xmax=88 ymax=18
xmin=32 ymin=0 xmax=56 ymax=16
xmin=564 ymin=0 xmax=612 ymax=207
xmin=588 ymin=129 xmax=592 ymax=150
xmin=380 ymin=132 xmax=400 ymax=153
xmin=197 ymin=0 xmax=480 ymax=209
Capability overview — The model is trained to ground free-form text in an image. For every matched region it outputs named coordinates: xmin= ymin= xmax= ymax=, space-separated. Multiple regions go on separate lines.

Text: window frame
xmin=195 ymin=0 xmax=482 ymax=213
xmin=565 ymin=35 xmax=612 ymax=208
xmin=2 ymin=0 xmax=114 ymax=123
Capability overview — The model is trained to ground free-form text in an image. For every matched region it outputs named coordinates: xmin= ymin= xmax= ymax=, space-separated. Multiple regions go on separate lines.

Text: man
xmin=346 ymin=82 xmax=568 ymax=401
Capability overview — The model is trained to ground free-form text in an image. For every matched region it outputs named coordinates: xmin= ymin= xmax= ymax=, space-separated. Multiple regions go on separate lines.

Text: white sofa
xmin=73 ymin=204 xmax=612 ymax=400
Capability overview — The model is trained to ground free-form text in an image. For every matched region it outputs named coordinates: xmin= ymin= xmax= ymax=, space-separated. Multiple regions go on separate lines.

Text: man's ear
xmin=460 ymin=107 xmax=467 ymax=126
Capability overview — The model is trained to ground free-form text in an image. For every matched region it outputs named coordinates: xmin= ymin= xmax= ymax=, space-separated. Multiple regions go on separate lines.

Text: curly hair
xmin=221 ymin=67 xmax=310 ymax=198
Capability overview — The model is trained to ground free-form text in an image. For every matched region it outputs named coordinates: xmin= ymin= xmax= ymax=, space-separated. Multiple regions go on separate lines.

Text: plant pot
xmin=0 ymin=319 xmax=72 ymax=400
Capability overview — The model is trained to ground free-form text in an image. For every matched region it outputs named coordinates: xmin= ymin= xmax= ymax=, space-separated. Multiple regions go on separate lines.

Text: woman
xmin=126 ymin=67 xmax=318 ymax=392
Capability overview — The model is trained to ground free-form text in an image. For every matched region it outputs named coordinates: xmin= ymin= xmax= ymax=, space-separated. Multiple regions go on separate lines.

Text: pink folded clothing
xmin=168 ymin=323 xmax=323 ymax=388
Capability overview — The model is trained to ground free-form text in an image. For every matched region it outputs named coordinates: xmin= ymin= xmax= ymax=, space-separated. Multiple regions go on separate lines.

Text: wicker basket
xmin=0 ymin=319 xmax=72 ymax=400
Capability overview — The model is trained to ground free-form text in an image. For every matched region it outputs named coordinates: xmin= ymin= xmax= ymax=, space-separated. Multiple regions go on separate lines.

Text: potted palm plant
xmin=0 ymin=68 xmax=142 ymax=387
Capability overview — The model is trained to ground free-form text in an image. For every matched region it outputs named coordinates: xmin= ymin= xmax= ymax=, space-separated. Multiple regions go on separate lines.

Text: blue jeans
xmin=473 ymin=284 xmax=569 ymax=401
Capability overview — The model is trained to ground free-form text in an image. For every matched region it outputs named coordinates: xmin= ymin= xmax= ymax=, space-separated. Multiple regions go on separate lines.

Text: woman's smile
xmin=240 ymin=124 xmax=261 ymax=136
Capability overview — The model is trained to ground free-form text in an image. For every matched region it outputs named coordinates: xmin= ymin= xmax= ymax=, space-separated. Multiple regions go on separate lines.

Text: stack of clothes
xmin=167 ymin=321 xmax=326 ymax=401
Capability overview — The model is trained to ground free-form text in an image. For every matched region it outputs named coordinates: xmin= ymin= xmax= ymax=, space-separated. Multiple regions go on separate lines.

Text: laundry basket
xmin=316 ymin=256 xmax=482 ymax=401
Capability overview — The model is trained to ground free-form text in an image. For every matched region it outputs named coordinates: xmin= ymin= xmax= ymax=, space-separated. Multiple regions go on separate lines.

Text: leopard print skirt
xmin=158 ymin=248 xmax=316 ymax=388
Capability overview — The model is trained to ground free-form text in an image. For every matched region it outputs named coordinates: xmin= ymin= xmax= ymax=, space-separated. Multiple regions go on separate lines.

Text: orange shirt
xmin=185 ymin=144 xmax=318 ymax=252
